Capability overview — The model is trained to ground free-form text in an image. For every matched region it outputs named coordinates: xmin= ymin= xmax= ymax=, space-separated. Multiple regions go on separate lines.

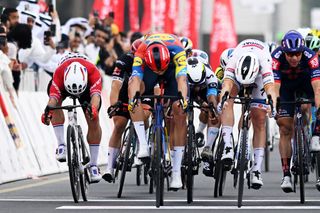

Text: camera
xmin=48 ymin=4 xmax=54 ymax=14
xmin=43 ymin=30 xmax=51 ymax=45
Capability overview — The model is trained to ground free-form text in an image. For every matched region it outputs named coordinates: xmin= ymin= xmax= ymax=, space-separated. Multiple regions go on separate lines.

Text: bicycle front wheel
xmin=78 ymin=127 xmax=89 ymax=202
xmin=67 ymin=125 xmax=81 ymax=203
xmin=238 ymin=129 xmax=248 ymax=208
xmin=154 ymin=127 xmax=164 ymax=207
xmin=186 ymin=124 xmax=195 ymax=203
xmin=118 ymin=125 xmax=134 ymax=198
xmin=297 ymin=128 xmax=305 ymax=204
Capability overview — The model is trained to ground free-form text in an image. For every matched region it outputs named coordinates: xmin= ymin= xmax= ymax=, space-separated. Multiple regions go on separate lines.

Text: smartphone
xmin=49 ymin=4 xmax=54 ymax=14
xmin=44 ymin=30 xmax=51 ymax=45
xmin=50 ymin=24 xmax=56 ymax=35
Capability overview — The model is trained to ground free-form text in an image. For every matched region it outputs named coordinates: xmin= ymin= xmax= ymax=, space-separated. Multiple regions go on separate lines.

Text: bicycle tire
xmin=265 ymin=118 xmax=270 ymax=172
xmin=67 ymin=125 xmax=80 ymax=203
xmin=136 ymin=165 xmax=142 ymax=186
xmin=78 ymin=127 xmax=89 ymax=202
xmin=315 ymin=152 xmax=320 ymax=191
xmin=117 ymin=125 xmax=134 ymax=198
xmin=155 ymin=127 xmax=164 ymax=207
xmin=297 ymin=127 xmax=305 ymax=204
xmin=144 ymin=164 xmax=149 ymax=185
xmin=238 ymin=129 xmax=248 ymax=208
xmin=186 ymin=124 xmax=195 ymax=203
xmin=214 ymin=137 xmax=224 ymax=198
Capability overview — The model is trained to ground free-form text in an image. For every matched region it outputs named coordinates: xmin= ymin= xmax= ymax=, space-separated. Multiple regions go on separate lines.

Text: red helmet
xmin=131 ymin=38 xmax=143 ymax=53
xmin=144 ymin=42 xmax=170 ymax=73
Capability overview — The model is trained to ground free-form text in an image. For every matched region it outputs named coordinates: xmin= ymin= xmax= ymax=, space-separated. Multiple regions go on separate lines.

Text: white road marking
xmin=0 ymin=177 xmax=68 ymax=194
xmin=56 ymin=206 xmax=320 ymax=210
xmin=0 ymin=198 xmax=320 ymax=202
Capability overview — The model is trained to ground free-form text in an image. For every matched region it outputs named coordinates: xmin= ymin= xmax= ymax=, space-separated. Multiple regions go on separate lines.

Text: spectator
xmin=69 ymin=31 xmax=83 ymax=53
xmin=97 ymin=36 xmax=117 ymax=76
xmin=103 ymin=11 xmax=119 ymax=36
xmin=2 ymin=8 xmax=19 ymax=30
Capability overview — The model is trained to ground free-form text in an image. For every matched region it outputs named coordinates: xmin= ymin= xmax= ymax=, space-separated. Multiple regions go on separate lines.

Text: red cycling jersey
xmin=49 ymin=58 xmax=102 ymax=102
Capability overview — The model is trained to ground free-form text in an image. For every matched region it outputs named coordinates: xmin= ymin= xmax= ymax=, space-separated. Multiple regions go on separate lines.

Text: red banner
xmin=141 ymin=0 xmax=152 ymax=33
xmin=129 ymin=0 xmax=140 ymax=32
xmin=180 ymin=0 xmax=200 ymax=48
xmin=164 ymin=0 xmax=178 ymax=34
xmin=210 ymin=0 xmax=237 ymax=69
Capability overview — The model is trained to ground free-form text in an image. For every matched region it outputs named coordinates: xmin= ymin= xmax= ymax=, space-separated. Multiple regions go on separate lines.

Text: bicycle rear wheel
xmin=155 ymin=127 xmax=164 ymax=207
xmin=315 ymin=152 xmax=320 ymax=191
xmin=118 ymin=125 xmax=134 ymax=198
xmin=265 ymin=118 xmax=270 ymax=172
xmin=297 ymin=128 xmax=305 ymax=204
xmin=186 ymin=124 xmax=195 ymax=203
xmin=238 ymin=129 xmax=248 ymax=208
xmin=136 ymin=165 xmax=142 ymax=186
xmin=67 ymin=126 xmax=80 ymax=203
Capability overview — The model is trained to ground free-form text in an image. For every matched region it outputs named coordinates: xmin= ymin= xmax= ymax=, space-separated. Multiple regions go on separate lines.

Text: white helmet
xmin=220 ymin=48 xmax=234 ymax=69
xmin=58 ymin=52 xmax=88 ymax=66
xmin=187 ymin=57 xmax=206 ymax=85
xmin=235 ymin=52 xmax=259 ymax=85
xmin=64 ymin=62 xmax=88 ymax=96
xmin=180 ymin=36 xmax=193 ymax=56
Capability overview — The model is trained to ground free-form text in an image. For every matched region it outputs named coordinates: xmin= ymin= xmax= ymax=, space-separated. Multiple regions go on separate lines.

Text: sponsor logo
xmin=176 ymin=54 xmax=187 ymax=66
xmin=309 ymin=56 xmax=319 ymax=69
xmin=304 ymin=50 xmax=312 ymax=59
xmin=272 ymin=59 xmax=280 ymax=70
xmin=274 ymin=50 xmax=282 ymax=59
xmin=133 ymin=57 xmax=143 ymax=66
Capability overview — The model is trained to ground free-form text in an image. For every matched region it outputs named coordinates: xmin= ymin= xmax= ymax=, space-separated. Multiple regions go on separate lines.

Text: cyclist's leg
xmin=129 ymin=69 xmax=157 ymax=159
xmin=47 ymin=80 xmax=66 ymax=161
xmin=165 ymin=69 xmax=186 ymax=189
xmin=277 ymin=81 xmax=295 ymax=192
xmin=220 ymin=83 xmax=238 ymax=163
xmin=80 ymin=91 xmax=102 ymax=182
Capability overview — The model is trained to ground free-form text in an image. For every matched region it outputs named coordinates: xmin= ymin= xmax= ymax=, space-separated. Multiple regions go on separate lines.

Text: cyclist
xmin=272 ymin=30 xmax=320 ymax=192
xmin=305 ymin=34 xmax=320 ymax=56
xmin=41 ymin=52 xmax=103 ymax=183
xmin=186 ymin=57 xmax=219 ymax=177
xmin=102 ymin=32 xmax=146 ymax=183
xmin=180 ymin=36 xmax=214 ymax=147
xmin=128 ymin=33 xmax=188 ymax=190
xmin=218 ymin=39 xmax=276 ymax=189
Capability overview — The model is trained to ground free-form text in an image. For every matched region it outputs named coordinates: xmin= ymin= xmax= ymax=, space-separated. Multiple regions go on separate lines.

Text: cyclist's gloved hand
xmin=217 ymin=91 xmax=229 ymax=114
xmin=107 ymin=101 xmax=122 ymax=118
xmin=179 ymin=98 xmax=188 ymax=110
xmin=85 ymin=104 xmax=98 ymax=120
xmin=41 ymin=107 xmax=52 ymax=125
xmin=128 ymin=98 xmax=137 ymax=112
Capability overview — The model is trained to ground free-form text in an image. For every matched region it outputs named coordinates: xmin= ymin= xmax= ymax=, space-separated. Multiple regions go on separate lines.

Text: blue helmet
xmin=281 ymin=30 xmax=305 ymax=53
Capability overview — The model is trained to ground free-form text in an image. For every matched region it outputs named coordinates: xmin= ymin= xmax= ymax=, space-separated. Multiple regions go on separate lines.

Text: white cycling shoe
xmin=56 ymin=144 xmax=66 ymax=162
xmin=251 ymin=170 xmax=263 ymax=190
xmin=281 ymin=176 xmax=293 ymax=193
xmin=169 ymin=172 xmax=182 ymax=190
xmin=310 ymin=136 xmax=320 ymax=152
xmin=137 ymin=144 xmax=150 ymax=159
xmin=89 ymin=165 xmax=102 ymax=183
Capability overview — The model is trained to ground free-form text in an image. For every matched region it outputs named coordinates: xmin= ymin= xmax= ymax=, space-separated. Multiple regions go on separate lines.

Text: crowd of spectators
xmin=0 ymin=0 xmax=140 ymax=100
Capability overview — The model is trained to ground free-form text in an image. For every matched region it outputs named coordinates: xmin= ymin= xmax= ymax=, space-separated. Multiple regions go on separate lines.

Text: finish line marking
xmin=56 ymin=206 xmax=320 ymax=210
xmin=0 ymin=198 xmax=320 ymax=202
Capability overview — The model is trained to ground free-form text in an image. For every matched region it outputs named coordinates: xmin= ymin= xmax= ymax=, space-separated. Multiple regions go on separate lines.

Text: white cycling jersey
xmin=224 ymin=39 xmax=274 ymax=105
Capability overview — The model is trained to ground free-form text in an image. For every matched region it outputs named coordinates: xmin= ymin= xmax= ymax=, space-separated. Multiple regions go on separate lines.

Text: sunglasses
xmin=285 ymin=52 xmax=302 ymax=57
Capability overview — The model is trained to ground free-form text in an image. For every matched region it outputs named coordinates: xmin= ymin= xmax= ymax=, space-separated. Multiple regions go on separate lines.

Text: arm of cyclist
xmin=174 ymin=50 xmax=188 ymax=109
xmin=217 ymin=78 xmax=234 ymax=113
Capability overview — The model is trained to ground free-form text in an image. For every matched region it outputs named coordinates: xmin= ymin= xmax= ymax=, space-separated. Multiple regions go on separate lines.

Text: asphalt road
xmin=0 ymin=144 xmax=320 ymax=213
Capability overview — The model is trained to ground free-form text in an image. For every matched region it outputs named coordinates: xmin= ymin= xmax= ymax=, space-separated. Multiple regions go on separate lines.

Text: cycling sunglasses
xmin=285 ymin=52 xmax=302 ymax=57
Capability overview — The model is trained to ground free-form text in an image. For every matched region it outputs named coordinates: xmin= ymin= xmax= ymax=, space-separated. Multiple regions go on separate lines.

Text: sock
xmin=205 ymin=127 xmax=219 ymax=148
xmin=134 ymin=121 xmax=148 ymax=147
xmin=53 ymin=124 xmax=64 ymax=146
xmin=172 ymin=146 xmax=184 ymax=173
xmin=170 ymin=149 xmax=175 ymax=162
xmin=89 ymin=144 xmax=100 ymax=166
xmin=281 ymin=158 xmax=291 ymax=177
xmin=222 ymin=126 xmax=233 ymax=147
xmin=197 ymin=121 xmax=207 ymax=133
xmin=106 ymin=147 xmax=119 ymax=171
xmin=252 ymin=148 xmax=264 ymax=172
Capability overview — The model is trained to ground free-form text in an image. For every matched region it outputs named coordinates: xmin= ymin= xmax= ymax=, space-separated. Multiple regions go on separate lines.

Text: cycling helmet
xmin=131 ymin=38 xmax=143 ymax=53
xmin=266 ymin=42 xmax=277 ymax=54
xmin=305 ymin=34 xmax=320 ymax=52
xmin=144 ymin=41 xmax=170 ymax=73
xmin=180 ymin=37 xmax=193 ymax=56
xmin=220 ymin=48 xmax=234 ymax=69
xmin=235 ymin=52 xmax=259 ymax=85
xmin=187 ymin=57 xmax=206 ymax=85
xmin=64 ymin=62 xmax=88 ymax=96
xmin=281 ymin=30 xmax=305 ymax=53
xmin=58 ymin=52 xmax=88 ymax=66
